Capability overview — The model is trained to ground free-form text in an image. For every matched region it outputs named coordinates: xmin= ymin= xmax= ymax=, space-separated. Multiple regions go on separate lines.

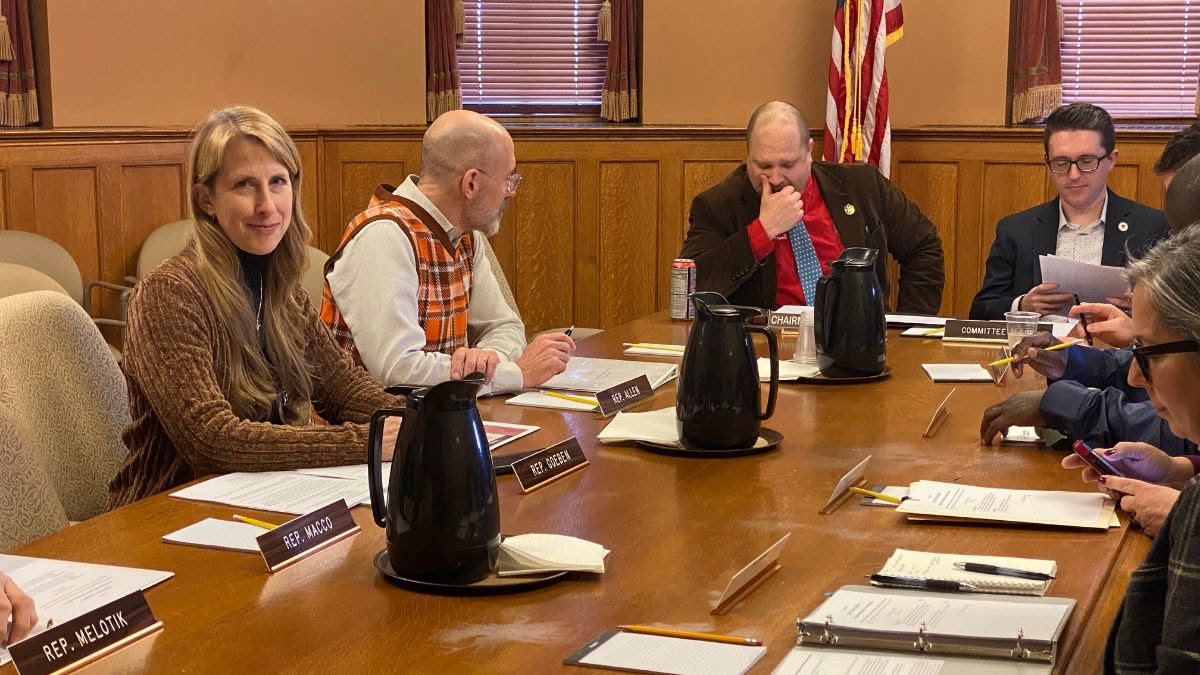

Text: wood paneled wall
xmin=0 ymin=126 xmax=1176 ymax=342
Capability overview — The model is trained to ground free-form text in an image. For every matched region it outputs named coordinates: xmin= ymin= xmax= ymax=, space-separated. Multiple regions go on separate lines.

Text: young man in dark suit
xmin=680 ymin=101 xmax=945 ymax=316
xmin=969 ymin=103 xmax=1170 ymax=320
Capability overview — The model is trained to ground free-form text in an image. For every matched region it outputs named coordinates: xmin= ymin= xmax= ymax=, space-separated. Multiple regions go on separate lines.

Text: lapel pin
xmin=843 ymin=204 xmax=856 ymax=216
xmin=1117 ymin=221 xmax=1129 ymax=232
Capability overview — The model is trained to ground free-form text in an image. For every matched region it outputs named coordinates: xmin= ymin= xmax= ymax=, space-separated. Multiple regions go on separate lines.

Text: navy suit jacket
xmin=969 ymin=191 xmax=1169 ymax=320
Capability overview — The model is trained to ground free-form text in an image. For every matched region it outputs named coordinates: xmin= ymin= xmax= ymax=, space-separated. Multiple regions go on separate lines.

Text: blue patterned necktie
xmin=787 ymin=221 xmax=822 ymax=304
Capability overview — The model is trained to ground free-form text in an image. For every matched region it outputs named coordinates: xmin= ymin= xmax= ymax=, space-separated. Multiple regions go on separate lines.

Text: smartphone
xmin=1072 ymin=440 xmax=1126 ymax=477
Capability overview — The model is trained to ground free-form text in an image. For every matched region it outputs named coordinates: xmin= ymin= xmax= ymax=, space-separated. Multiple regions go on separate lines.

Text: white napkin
xmin=497 ymin=533 xmax=609 ymax=575
xmin=597 ymin=407 xmax=680 ymax=446
xmin=756 ymin=357 xmax=820 ymax=381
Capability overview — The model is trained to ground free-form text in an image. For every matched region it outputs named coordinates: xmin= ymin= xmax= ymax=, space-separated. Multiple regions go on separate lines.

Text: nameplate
xmin=10 ymin=591 xmax=162 ymax=675
xmin=943 ymin=320 xmax=1056 ymax=343
xmin=595 ymin=375 xmax=654 ymax=418
xmin=767 ymin=308 xmax=812 ymax=330
xmin=257 ymin=499 xmax=360 ymax=573
xmin=512 ymin=437 xmax=589 ymax=494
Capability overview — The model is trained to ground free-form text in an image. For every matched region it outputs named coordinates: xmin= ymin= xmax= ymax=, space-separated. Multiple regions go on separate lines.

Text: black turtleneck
xmin=236 ymin=248 xmax=284 ymax=424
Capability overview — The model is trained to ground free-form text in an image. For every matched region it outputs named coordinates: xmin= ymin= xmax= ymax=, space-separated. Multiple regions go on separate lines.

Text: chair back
xmin=0 ymin=291 xmax=130 ymax=548
xmin=303 ymin=246 xmax=330 ymax=306
xmin=0 ymin=230 xmax=84 ymax=304
xmin=0 ymin=262 xmax=70 ymax=300
xmin=137 ymin=219 xmax=194 ymax=279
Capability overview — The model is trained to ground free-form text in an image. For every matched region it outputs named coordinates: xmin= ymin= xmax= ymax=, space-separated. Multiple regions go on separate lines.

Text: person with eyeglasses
xmin=321 ymin=110 xmax=574 ymax=395
xmin=969 ymin=103 xmax=1170 ymax=320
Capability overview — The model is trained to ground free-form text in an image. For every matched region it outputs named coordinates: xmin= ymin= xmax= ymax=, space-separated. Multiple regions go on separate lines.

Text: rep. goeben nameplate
xmin=9 ymin=590 xmax=161 ymax=675
xmin=257 ymin=498 xmax=360 ymax=572
xmin=512 ymin=437 xmax=589 ymax=494
xmin=595 ymin=374 xmax=654 ymax=418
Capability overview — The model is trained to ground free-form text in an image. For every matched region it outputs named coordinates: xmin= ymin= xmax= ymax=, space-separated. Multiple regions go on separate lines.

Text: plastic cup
xmin=792 ymin=311 xmax=818 ymax=365
xmin=1004 ymin=310 xmax=1040 ymax=350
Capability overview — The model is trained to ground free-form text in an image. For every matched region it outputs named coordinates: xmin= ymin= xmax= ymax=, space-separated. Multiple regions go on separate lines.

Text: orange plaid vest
xmin=320 ymin=184 xmax=475 ymax=366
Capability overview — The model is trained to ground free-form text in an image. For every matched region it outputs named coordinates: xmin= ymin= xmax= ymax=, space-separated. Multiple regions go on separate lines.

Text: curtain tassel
xmin=597 ymin=0 xmax=611 ymax=42
xmin=0 ymin=15 xmax=15 ymax=62
xmin=454 ymin=0 xmax=465 ymax=41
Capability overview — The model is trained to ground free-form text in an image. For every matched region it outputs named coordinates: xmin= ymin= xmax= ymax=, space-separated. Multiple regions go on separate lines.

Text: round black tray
xmin=374 ymin=550 xmax=568 ymax=596
xmin=797 ymin=364 xmax=892 ymax=384
xmin=636 ymin=427 xmax=783 ymax=458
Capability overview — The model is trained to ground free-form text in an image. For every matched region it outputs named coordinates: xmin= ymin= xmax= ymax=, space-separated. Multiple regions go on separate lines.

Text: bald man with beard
xmin=321 ymin=110 xmax=573 ymax=395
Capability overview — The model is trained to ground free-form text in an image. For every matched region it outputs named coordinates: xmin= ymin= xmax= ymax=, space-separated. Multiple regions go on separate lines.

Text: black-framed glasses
xmin=1045 ymin=153 xmax=1112 ymax=174
xmin=1130 ymin=338 xmax=1200 ymax=383
xmin=476 ymin=168 xmax=523 ymax=195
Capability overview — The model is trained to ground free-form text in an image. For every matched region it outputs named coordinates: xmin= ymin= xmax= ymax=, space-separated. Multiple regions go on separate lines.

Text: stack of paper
xmin=757 ymin=357 xmax=820 ymax=381
xmin=497 ymin=533 xmax=609 ymax=575
xmin=162 ymin=518 xmax=266 ymax=553
xmin=505 ymin=391 xmax=598 ymax=411
xmin=171 ymin=471 xmax=369 ymax=515
xmin=896 ymin=480 xmax=1117 ymax=530
xmin=886 ymin=314 xmax=948 ymax=328
xmin=1039 ymin=254 xmax=1128 ymax=303
xmin=922 ymin=363 xmax=994 ymax=382
xmin=877 ymin=548 xmax=1056 ymax=596
xmin=623 ymin=342 xmax=686 ymax=357
xmin=541 ymin=357 xmax=677 ymax=393
xmin=596 ymin=407 xmax=679 ymax=446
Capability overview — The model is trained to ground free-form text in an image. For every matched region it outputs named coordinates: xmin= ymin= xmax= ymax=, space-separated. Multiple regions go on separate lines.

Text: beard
xmin=478 ymin=215 xmax=502 ymax=237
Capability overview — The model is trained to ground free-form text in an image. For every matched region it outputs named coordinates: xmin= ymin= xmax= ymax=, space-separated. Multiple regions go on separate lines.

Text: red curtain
xmin=600 ymin=0 xmax=638 ymax=122
xmin=426 ymin=0 xmax=462 ymax=122
xmin=1010 ymin=0 xmax=1061 ymax=124
xmin=0 ymin=0 xmax=37 ymax=127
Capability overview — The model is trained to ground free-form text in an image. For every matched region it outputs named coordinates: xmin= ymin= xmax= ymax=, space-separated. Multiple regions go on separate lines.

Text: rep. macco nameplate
xmin=9 ymin=590 xmax=161 ymax=675
xmin=595 ymin=375 xmax=654 ymax=418
xmin=512 ymin=437 xmax=589 ymax=494
xmin=257 ymin=498 xmax=360 ymax=572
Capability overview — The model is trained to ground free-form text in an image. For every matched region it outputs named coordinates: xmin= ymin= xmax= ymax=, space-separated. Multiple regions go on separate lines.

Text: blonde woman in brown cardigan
xmin=109 ymin=106 xmax=401 ymax=507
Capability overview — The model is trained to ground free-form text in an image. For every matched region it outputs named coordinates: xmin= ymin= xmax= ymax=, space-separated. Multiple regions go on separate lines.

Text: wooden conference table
xmin=6 ymin=312 xmax=1149 ymax=674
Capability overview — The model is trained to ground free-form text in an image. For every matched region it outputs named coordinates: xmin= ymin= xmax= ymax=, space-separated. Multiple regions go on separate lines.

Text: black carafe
xmin=676 ymin=291 xmax=779 ymax=449
xmin=813 ymin=247 xmax=888 ymax=377
xmin=367 ymin=374 xmax=500 ymax=584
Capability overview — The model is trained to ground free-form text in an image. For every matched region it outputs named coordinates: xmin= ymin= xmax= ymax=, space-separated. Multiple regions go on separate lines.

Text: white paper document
xmin=597 ymin=406 xmax=680 ymax=446
xmin=171 ymin=471 xmax=370 ymax=515
xmin=540 ymin=356 xmax=677 ymax=393
xmin=1039 ymin=254 xmax=1129 ymax=304
xmin=757 ymin=358 xmax=820 ymax=381
xmin=886 ymin=314 xmax=948 ymax=327
xmin=162 ymin=518 xmax=266 ymax=553
xmin=505 ymin=391 xmax=598 ymax=412
xmin=878 ymin=549 xmax=1056 ymax=596
xmin=897 ymin=480 xmax=1117 ymax=529
xmin=805 ymin=589 xmax=1070 ymax=644
xmin=922 ymin=364 xmax=994 ymax=382
xmin=772 ymin=649 xmax=944 ymax=675
xmin=623 ymin=343 xmax=686 ymax=357
xmin=574 ymin=631 xmax=766 ymax=675
xmin=0 ymin=555 xmax=173 ymax=665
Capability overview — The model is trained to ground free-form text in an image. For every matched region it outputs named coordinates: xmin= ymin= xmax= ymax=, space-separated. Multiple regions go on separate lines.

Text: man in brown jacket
xmin=680 ymin=101 xmax=945 ymax=315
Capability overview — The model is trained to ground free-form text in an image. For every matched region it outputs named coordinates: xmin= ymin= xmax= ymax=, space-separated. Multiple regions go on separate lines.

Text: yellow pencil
xmin=988 ymin=339 xmax=1080 ymax=367
xmin=849 ymin=486 xmax=904 ymax=504
xmin=233 ymin=514 xmax=280 ymax=530
xmin=923 ymin=327 xmax=945 ymax=336
xmin=617 ymin=624 xmax=762 ymax=646
xmin=542 ymin=390 xmax=599 ymax=407
xmin=623 ymin=342 xmax=685 ymax=352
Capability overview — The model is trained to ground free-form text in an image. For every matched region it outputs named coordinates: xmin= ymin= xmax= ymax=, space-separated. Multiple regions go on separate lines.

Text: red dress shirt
xmin=746 ymin=175 xmax=845 ymax=306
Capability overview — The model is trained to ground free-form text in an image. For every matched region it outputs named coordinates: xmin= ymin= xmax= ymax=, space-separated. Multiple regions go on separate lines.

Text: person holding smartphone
xmin=1062 ymin=226 xmax=1200 ymax=671
xmin=1063 ymin=441 xmax=1196 ymax=537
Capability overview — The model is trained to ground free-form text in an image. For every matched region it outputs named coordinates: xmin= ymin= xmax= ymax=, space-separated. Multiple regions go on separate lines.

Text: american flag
xmin=823 ymin=0 xmax=904 ymax=177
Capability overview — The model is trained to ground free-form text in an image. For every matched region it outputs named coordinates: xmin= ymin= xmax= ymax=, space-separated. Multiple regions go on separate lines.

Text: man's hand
xmin=1009 ymin=331 xmax=1067 ymax=380
xmin=1 ymin=571 xmax=37 ymax=645
xmin=980 ymin=391 xmax=1045 ymax=444
xmin=1062 ymin=441 xmax=1195 ymax=488
xmin=757 ymin=174 xmax=805 ymax=239
xmin=450 ymin=347 xmax=502 ymax=383
xmin=1068 ymin=302 xmax=1133 ymax=347
xmin=1099 ymin=476 xmax=1179 ymax=537
xmin=1018 ymin=282 xmax=1075 ymax=314
xmin=516 ymin=333 xmax=576 ymax=387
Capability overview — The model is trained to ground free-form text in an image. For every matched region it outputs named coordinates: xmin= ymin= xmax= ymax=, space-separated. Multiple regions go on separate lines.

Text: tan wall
xmin=42 ymin=1 xmax=1009 ymax=129
xmin=44 ymin=0 xmax=427 ymax=127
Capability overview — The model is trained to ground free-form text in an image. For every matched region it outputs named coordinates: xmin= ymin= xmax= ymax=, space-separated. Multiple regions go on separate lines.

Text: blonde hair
xmin=187 ymin=105 xmax=313 ymax=422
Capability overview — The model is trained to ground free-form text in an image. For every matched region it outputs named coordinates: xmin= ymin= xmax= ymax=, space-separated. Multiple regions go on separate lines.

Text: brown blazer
xmin=680 ymin=162 xmax=945 ymax=315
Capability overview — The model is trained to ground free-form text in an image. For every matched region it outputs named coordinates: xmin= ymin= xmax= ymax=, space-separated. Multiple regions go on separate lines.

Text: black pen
xmin=1073 ymin=294 xmax=1094 ymax=346
xmin=868 ymin=574 xmax=978 ymax=592
xmin=564 ymin=325 xmax=574 ymax=337
xmin=953 ymin=562 xmax=1055 ymax=581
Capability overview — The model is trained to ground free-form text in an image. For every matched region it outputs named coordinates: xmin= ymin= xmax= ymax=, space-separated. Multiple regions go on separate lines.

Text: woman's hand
xmin=1 ymin=571 xmax=37 ymax=645
xmin=1099 ymin=476 xmax=1179 ymax=537
xmin=1061 ymin=442 xmax=1195 ymax=488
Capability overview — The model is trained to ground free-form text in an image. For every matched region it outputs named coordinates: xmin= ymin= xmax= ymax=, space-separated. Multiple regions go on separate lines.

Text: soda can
xmin=670 ymin=259 xmax=697 ymax=320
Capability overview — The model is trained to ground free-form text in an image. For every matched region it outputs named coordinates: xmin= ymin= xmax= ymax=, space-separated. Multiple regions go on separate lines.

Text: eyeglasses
xmin=1130 ymin=338 xmax=1200 ymax=384
xmin=476 ymin=168 xmax=523 ymax=195
xmin=1045 ymin=153 xmax=1112 ymax=174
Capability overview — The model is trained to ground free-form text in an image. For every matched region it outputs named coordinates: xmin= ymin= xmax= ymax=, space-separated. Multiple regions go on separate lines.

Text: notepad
xmin=496 ymin=533 xmax=609 ymax=576
xmin=896 ymin=480 xmax=1117 ymax=530
xmin=565 ymin=630 xmax=766 ymax=675
xmin=922 ymin=363 xmax=993 ymax=382
xmin=162 ymin=518 xmax=265 ymax=553
xmin=540 ymin=357 xmax=677 ymax=393
xmin=506 ymin=391 xmax=598 ymax=411
xmin=876 ymin=549 xmax=1056 ymax=596
xmin=624 ymin=343 xmax=686 ymax=357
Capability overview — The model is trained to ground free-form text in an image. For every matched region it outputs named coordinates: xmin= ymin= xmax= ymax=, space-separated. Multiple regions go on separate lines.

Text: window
xmin=458 ymin=0 xmax=609 ymax=115
xmin=1060 ymin=0 xmax=1200 ymax=117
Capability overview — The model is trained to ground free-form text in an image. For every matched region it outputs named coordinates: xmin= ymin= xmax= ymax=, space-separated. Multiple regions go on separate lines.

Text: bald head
xmin=746 ymin=101 xmax=810 ymax=148
xmin=421 ymin=110 xmax=513 ymax=186
xmin=1165 ymin=153 xmax=1200 ymax=234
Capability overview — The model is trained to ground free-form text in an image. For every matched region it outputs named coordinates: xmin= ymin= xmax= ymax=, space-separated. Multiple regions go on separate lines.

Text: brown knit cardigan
xmin=109 ymin=248 xmax=399 ymax=508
